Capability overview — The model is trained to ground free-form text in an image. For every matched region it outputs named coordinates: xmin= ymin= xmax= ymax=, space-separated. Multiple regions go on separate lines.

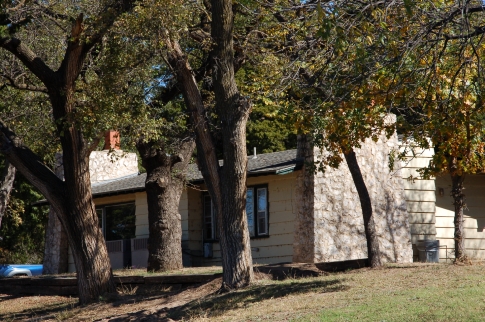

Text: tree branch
xmin=1 ymin=74 xmax=48 ymax=93
xmin=0 ymin=119 xmax=67 ymax=209
xmin=33 ymin=0 xmax=75 ymax=23
xmin=0 ymin=37 xmax=56 ymax=86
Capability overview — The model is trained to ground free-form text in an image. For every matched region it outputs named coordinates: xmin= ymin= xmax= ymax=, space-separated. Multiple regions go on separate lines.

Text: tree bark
xmin=448 ymin=157 xmax=466 ymax=262
xmin=162 ymin=0 xmax=254 ymax=289
xmin=136 ymin=138 xmax=195 ymax=271
xmin=210 ymin=0 xmax=254 ymax=289
xmin=0 ymin=159 xmax=16 ymax=229
xmin=43 ymin=207 xmax=69 ymax=274
xmin=343 ymin=148 xmax=382 ymax=268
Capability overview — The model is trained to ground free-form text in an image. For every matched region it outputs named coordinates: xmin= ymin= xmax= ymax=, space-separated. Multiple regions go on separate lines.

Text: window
xmin=203 ymin=185 xmax=268 ymax=239
xmin=247 ymin=186 xmax=268 ymax=237
xmin=96 ymin=203 xmax=136 ymax=241
xmin=203 ymin=195 xmax=217 ymax=240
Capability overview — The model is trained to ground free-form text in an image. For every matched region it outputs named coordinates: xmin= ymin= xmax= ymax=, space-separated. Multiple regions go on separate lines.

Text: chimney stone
xmin=104 ymin=130 xmax=120 ymax=150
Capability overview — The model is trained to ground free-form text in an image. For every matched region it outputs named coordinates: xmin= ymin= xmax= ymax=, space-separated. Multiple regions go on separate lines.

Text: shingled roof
xmin=90 ymin=149 xmax=302 ymax=198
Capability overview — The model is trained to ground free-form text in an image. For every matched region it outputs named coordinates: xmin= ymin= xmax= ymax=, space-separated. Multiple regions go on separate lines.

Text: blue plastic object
xmin=0 ymin=264 xmax=43 ymax=277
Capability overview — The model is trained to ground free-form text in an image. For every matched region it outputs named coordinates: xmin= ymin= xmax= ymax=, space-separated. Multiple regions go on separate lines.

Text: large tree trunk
xmin=448 ymin=156 xmax=466 ymax=262
xmin=49 ymin=83 xmax=114 ymax=304
xmin=0 ymin=160 xmax=16 ymax=229
xmin=0 ymin=121 xmax=114 ymax=303
xmin=0 ymin=11 xmax=132 ymax=303
xmin=137 ymin=138 xmax=195 ymax=271
xmin=343 ymin=148 xmax=382 ymax=268
xmin=162 ymin=0 xmax=254 ymax=289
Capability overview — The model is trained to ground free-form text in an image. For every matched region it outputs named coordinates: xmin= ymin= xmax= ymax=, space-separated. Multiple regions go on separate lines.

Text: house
xmin=59 ymin=123 xmax=482 ymax=272
xmin=68 ymin=123 xmax=419 ymax=272
xmin=400 ymin=146 xmax=485 ymax=261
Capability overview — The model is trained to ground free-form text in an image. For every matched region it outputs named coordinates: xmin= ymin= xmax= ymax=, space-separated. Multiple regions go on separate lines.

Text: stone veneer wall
xmin=89 ymin=150 xmax=138 ymax=184
xmin=54 ymin=150 xmax=138 ymax=184
xmin=294 ymin=118 xmax=413 ymax=264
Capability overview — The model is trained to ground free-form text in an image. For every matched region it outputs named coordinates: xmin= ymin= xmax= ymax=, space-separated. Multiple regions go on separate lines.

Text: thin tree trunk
xmin=0 ymin=159 xmax=15 ymax=229
xmin=43 ymin=208 xmax=69 ymax=274
xmin=43 ymin=154 xmax=68 ymax=275
xmin=448 ymin=156 xmax=466 ymax=262
xmin=137 ymin=138 xmax=195 ymax=271
xmin=209 ymin=0 xmax=254 ymax=289
xmin=343 ymin=148 xmax=382 ymax=268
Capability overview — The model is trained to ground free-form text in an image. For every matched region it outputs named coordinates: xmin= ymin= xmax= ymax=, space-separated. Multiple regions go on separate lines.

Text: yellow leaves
xmin=262 ymin=97 xmax=275 ymax=106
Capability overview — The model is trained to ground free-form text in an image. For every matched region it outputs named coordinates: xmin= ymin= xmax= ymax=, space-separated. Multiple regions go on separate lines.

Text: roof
xmin=34 ymin=149 xmax=302 ymax=204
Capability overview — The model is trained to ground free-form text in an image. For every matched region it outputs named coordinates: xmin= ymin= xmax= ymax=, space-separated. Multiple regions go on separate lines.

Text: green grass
xmin=310 ymin=286 xmax=485 ymax=322
xmin=301 ymin=264 xmax=485 ymax=322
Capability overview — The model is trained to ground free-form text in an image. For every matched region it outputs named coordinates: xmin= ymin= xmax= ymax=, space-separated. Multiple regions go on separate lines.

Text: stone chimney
xmin=104 ymin=130 xmax=120 ymax=150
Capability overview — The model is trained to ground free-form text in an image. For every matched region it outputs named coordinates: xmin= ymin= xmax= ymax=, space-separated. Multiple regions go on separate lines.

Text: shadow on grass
xmin=0 ymin=295 xmax=78 ymax=321
xmin=167 ymin=278 xmax=348 ymax=320
xmin=255 ymin=263 xmax=324 ymax=280
xmin=0 ymin=286 xmax=179 ymax=321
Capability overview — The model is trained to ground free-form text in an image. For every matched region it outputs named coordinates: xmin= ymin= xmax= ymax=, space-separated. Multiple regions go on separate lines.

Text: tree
xmin=85 ymin=3 xmax=200 ymax=271
xmin=136 ymin=137 xmax=195 ymax=271
xmin=391 ymin=1 xmax=485 ymax=262
xmin=156 ymin=0 xmax=254 ymax=287
xmin=116 ymin=0 xmax=294 ymax=274
xmin=0 ymin=0 xmax=135 ymax=303
xmin=0 ymin=160 xmax=15 ymax=229
xmin=260 ymin=0 xmax=404 ymax=267
xmin=0 ymin=164 xmax=48 ymax=264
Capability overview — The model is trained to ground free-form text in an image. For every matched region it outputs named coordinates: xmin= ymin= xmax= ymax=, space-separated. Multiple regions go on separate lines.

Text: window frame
xmin=202 ymin=184 xmax=269 ymax=240
xmin=203 ymin=194 xmax=217 ymax=241
xmin=96 ymin=202 xmax=136 ymax=241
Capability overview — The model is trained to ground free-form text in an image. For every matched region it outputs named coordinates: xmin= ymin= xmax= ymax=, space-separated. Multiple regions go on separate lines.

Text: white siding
xmin=400 ymin=146 xmax=437 ymax=260
xmin=435 ymin=175 xmax=485 ymax=261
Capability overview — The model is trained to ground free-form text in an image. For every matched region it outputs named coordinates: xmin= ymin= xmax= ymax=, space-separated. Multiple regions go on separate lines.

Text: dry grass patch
xmin=114 ymin=266 xmax=223 ymax=277
xmin=0 ymin=294 xmax=77 ymax=320
xmin=2 ymin=263 xmax=485 ymax=321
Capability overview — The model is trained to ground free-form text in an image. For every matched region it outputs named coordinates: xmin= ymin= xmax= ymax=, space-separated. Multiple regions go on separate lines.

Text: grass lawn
xmin=178 ymin=263 xmax=485 ymax=321
xmin=1 ymin=262 xmax=485 ymax=321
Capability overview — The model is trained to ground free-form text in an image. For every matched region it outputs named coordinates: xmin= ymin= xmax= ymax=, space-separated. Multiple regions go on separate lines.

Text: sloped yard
xmin=1 ymin=262 xmax=484 ymax=321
